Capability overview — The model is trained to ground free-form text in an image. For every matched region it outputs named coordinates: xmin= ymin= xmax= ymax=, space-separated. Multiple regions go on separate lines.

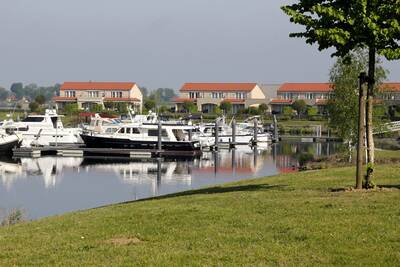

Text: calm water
xmin=0 ymin=142 xmax=340 ymax=220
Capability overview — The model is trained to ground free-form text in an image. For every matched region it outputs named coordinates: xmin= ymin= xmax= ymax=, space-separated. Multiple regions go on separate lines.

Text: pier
xmin=12 ymin=146 xmax=202 ymax=159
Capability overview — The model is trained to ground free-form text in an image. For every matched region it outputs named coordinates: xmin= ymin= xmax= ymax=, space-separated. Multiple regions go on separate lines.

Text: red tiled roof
xmin=173 ymin=98 xmax=196 ymax=103
xmin=279 ymin=83 xmax=333 ymax=93
xmin=222 ymin=98 xmax=245 ymax=103
xmin=61 ymin=82 xmax=136 ymax=91
xmin=270 ymin=99 xmax=293 ymax=104
xmin=103 ymin=97 xmax=140 ymax=102
xmin=180 ymin=83 xmax=257 ymax=92
xmin=381 ymin=83 xmax=400 ymax=92
xmin=53 ymin=96 xmax=77 ymax=101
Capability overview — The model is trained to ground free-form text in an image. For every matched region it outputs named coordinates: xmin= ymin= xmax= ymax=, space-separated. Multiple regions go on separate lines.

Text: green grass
xmin=0 ymin=111 xmax=24 ymax=121
xmin=0 ymin=164 xmax=399 ymax=266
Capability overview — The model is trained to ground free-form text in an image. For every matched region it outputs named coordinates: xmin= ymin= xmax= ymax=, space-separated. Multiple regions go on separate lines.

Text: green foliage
xmin=259 ymin=103 xmax=268 ymax=114
xmin=292 ymin=100 xmax=307 ymax=116
xmin=148 ymin=88 xmax=177 ymax=103
xmin=89 ymin=104 xmax=103 ymax=113
xmin=327 ymin=49 xmax=387 ymax=144
xmin=116 ymin=103 xmax=128 ymax=114
xmin=0 ymin=208 xmax=25 ymax=226
xmin=182 ymin=101 xmax=197 ymax=113
xmin=35 ymin=95 xmax=46 ymax=105
xmin=0 ymin=87 xmax=10 ymax=100
xmin=307 ymin=106 xmax=319 ymax=116
xmin=281 ymin=1 xmax=400 ymax=60
xmin=29 ymin=101 xmax=39 ymax=112
xmin=219 ymin=102 xmax=233 ymax=114
xmin=213 ymin=106 xmax=223 ymax=116
xmin=10 ymin=83 xmax=60 ymax=101
xmin=144 ymin=99 xmax=156 ymax=112
xmin=63 ymin=103 xmax=79 ymax=115
xmin=283 ymin=106 xmax=293 ymax=116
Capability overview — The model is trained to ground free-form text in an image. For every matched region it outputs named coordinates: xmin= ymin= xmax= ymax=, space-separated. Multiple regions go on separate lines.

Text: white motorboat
xmin=2 ymin=109 xmax=82 ymax=147
xmin=198 ymin=118 xmax=270 ymax=147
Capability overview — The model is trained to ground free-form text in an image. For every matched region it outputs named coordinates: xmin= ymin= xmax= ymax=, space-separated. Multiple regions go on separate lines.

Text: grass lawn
xmin=0 ymin=165 xmax=399 ymax=266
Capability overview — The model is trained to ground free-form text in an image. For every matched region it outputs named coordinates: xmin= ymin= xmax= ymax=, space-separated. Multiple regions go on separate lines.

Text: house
xmin=271 ymin=82 xmax=400 ymax=114
xmin=271 ymin=83 xmax=334 ymax=114
xmin=53 ymin=82 xmax=143 ymax=112
xmin=380 ymin=83 xmax=400 ymax=104
xmin=173 ymin=83 xmax=266 ymax=114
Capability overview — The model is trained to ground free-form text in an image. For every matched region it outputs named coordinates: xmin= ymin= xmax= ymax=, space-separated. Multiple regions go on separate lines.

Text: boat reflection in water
xmin=0 ymin=142 xmax=341 ymax=220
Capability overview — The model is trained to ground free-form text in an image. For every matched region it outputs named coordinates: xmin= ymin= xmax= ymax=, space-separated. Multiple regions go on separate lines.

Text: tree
xmin=139 ymin=87 xmax=149 ymax=98
xmin=292 ymin=100 xmax=307 ymax=117
xmin=89 ymin=104 xmax=103 ymax=113
xmin=10 ymin=83 xmax=24 ymax=99
xmin=64 ymin=103 xmax=79 ymax=115
xmin=328 ymin=50 xmax=387 ymax=169
xmin=307 ymin=106 xmax=318 ymax=117
xmin=35 ymin=95 xmax=46 ymax=105
xmin=144 ymin=99 xmax=156 ymax=112
xmin=282 ymin=106 xmax=293 ymax=116
xmin=220 ymin=102 xmax=232 ymax=115
xmin=259 ymin=103 xmax=268 ymax=114
xmin=182 ymin=101 xmax=197 ymax=113
xmin=149 ymin=88 xmax=177 ymax=103
xmin=0 ymin=87 xmax=10 ymax=100
xmin=282 ymin=0 xmax=400 ymax=188
xmin=29 ymin=101 xmax=39 ymax=112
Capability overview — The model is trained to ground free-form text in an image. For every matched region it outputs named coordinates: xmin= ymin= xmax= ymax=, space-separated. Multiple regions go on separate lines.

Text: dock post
xmin=214 ymin=119 xmax=219 ymax=151
xmin=188 ymin=127 xmax=192 ymax=141
xmin=252 ymin=119 xmax=258 ymax=147
xmin=273 ymin=114 xmax=279 ymax=142
xmin=158 ymin=120 xmax=162 ymax=154
xmin=230 ymin=118 xmax=236 ymax=149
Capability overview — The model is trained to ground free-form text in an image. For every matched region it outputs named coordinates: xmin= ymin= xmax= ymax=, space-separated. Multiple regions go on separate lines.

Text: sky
xmin=0 ymin=0 xmax=399 ymax=90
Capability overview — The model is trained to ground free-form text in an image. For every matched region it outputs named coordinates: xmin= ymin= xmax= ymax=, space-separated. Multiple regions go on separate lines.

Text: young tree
xmin=144 ymin=99 xmax=156 ymax=112
xmin=220 ymin=102 xmax=233 ymax=115
xmin=35 ymin=95 xmax=46 ymax=105
xmin=259 ymin=103 xmax=268 ymax=114
xmin=292 ymin=100 xmax=307 ymax=117
xmin=282 ymin=0 xmax=400 ymax=188
xmin=182 ymin=101 xmax=197 ymax=113
xmin=29 ymin=101 xmax=39 ymax=112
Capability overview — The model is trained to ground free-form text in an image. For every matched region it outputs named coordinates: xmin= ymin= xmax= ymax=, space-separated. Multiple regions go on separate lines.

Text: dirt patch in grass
xmin=105 ymin=237 xmax=142 ymax=246
xmin=330 ymin=186 xmax=400 ymax=193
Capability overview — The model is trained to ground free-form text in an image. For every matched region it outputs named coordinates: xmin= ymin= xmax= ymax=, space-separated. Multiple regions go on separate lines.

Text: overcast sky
xmin=0 ymin=0 xmax=398 ymax=90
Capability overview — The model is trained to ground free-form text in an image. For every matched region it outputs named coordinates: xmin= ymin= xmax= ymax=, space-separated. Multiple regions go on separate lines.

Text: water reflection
xmin=0 ymin=142 xmax=341 ymax=219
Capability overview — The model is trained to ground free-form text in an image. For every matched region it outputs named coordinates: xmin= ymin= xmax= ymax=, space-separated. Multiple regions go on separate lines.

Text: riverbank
xmin=0 ymin=163 xmax=399 ymax=266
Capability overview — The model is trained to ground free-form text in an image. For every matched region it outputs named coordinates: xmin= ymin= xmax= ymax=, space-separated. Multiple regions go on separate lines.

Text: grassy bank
xmin=0 ymin=164 xmax=399 ymax=266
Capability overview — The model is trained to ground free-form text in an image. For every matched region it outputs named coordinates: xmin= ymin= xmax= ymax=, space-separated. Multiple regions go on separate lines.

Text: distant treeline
xmin=0 ymin=83 xmax=60 ymax=101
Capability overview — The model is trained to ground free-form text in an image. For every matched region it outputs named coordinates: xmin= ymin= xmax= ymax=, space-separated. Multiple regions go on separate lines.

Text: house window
xmin=88 ymin=91 xmax=99 ymax=98
xmin=218 ymin=92 xmax=224 ymax=98
xmin=65 ymin=91 xmax=76 ymax=97
xmin=112 ymin=91 xmax=123 ymax=98
xmin=305 ymin=93 xmax=314 ymax=99
xmin=212 ymin=92 xmax=218 ymax=99
xmin=235 ymin=92 xmax=246 ymax=99
xmin=189 ymin=92 xmax=201 ymax=99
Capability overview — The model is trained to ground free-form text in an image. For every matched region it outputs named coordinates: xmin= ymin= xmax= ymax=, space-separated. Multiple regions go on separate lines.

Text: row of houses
xmin=52 ymin=81 xmax=400 ymax=114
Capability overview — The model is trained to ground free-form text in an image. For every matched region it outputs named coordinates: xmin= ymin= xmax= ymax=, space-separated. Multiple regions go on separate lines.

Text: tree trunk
xmin=356 ymin=73 xmax=367 ymax=189
xmin=365 ymin=47 xmax=376 ymax=185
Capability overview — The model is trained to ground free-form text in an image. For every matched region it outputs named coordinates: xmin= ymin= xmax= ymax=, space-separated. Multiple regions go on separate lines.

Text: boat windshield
xmin=22 ymin=117 xmax=44 ymax=122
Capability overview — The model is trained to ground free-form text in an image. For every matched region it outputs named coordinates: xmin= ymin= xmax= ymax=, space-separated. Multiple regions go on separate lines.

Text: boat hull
xmin=0 ymin=136 xmax=21 ymax=155
xmin=81 ymin=134 xmax=201 ymax=152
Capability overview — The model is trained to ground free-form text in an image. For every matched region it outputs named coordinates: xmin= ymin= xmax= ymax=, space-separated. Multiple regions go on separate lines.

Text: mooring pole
xmin=188 ymin=127 xmax=192 ymax=142
xmin=158 ymin=120 xmax=162 ymax=153
xmin=252 ymin=119 xmax=258 ymax=147
xmin=231 ymin=118 xmax=236 ymax=149
xmin=273 ymin=114 xmax=278 ymax=142
xmin=356 ymin=72 xmax=367 ymax=189
xmin=214 ymin=119 xmax=219 ymax=151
